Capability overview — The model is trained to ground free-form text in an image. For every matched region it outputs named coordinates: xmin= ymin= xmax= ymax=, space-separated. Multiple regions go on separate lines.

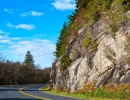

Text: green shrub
xmin=82 ymin=36 xmax=98 ymax=52
xmin=94 ymin=87 xmax=106 ymax=98
xmin=125 ymin=34 xmax=130 ymax=51
xmin=123 ymin=0 xmax=130 ymax=10
xmin=82 ymin=36 xmax=90 ymax=48
xmin=84 ymin=0 xmax=113 ymax=25
xmin=60 ymin=55 xmax=71 ymax=71
xmin=127 ymin=34 xmax=130 ymax=42
xmin=90 ymin=39 xmax=98 ymax=52
xmin=106 ymin=0 xmax=129 ymax=38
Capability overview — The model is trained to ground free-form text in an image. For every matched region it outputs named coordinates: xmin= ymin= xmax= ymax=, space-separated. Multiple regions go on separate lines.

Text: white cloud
xmin=6 ymin=23 xmax=14 ymax=27
xmin=0 ymin=35 xmax=12 ymax=44
xmin=11 ymin=37 xmax=22 ymax=40
xmin=31 ymin=11 xmax=44 ymax=16
xmin=52 ymin=0 xmax=75 ymax=10
xmin=4 ymin=8 xmax=14 ymax=13
xmin=0 ymin=30 xmax=21 ymax=44
xmin=4 ymin=8 xmax=20 ymax=14
xmin=9 ymin=38 xmax=55 ymax=67
xmin=6 ymin=23 xmax=35 ymax=31
xmin=21 ymin=11 xmax=44 ymax=17
xmin=15 ymin=9 xmax=20 ymax=11
xmin=34 ymin=34 xmax=47 ymax=37
xmin=4 ymin=8 xmax=9 ymax=12
xmin=16 ymin=24 xmax=35 ymax=30
xmin=0 ymin=30 xmax=9 ymax=35
xmin=0 ymin=40 xmax=11 ymax=43
xmin=0 ymin=34 xmax=9 ymax=39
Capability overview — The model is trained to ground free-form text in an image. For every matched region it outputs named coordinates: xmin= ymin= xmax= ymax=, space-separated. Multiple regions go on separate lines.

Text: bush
xmin=82 ymin=36 xmax=90 ymax=48
xmin=60 ymin=55 xmax=71 ymax=71
xmin=106 ymin=0 xmax=129 ymax=38
xmin=82 ymin=36 xmax=98 ymax=52
xmin=125 ymin=34 xmax=130 ymax=51
xmin=90 ymin=39 xmax=98 ymax=52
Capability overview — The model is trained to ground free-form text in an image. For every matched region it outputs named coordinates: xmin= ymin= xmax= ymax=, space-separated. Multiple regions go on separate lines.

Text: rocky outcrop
xmin=50 ymin=11 xmax=130 ymax=93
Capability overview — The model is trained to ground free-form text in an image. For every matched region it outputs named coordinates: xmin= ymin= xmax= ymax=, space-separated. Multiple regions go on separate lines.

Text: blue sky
xmin=0 ymin=0 xmax=75 ymax=68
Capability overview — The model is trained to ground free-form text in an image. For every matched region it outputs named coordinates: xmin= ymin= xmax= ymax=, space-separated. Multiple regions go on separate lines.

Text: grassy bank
xmin=76 ymin=82 xmax=130 ymax=100
xmin=40 ymin=86 xmax=87 ymax=99
xmin=40 ymin=83 xmax=130 ymax=100
xmin=40 ymin=85 xmax=118 ymax=100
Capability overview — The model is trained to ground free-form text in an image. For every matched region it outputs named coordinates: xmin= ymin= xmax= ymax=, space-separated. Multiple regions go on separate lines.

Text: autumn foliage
xmin=76 ymin=82 xmax=130 ymax=99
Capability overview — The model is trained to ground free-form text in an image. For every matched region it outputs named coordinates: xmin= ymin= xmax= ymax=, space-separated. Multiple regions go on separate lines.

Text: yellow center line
xmin=19 ymin=85 xmax=51 ymax=100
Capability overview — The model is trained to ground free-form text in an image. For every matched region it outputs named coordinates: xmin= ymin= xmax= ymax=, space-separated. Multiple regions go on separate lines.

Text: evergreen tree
xmin=54 ymin=22 xmax=68 ymax=57
xmin=75 ymin=0 xmax=90 ymax=9
xmin=23 ymin=51 xmax=34 ymax=66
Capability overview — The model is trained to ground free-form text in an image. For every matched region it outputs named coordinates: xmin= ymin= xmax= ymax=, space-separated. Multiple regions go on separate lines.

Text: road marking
xmin=19 ymin=85 xmax=51 ymax=100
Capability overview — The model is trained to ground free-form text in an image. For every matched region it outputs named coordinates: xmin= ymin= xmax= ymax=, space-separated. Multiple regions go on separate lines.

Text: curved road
xmin=0 ymin=84 xmax=84 ymax=100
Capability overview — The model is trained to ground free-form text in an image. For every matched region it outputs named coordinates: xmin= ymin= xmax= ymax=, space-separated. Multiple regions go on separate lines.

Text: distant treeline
xmin=0 ymin=59 xmax=51 ymax=85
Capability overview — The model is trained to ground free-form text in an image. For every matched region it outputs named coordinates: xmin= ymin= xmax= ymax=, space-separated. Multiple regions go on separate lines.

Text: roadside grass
xmin=77 ymin=82 xmax=130 ymax=100
xmin=40 ymin=82 xmax=130 ymax=100
xmin=40 ymin=86 xmax=115 ymax=100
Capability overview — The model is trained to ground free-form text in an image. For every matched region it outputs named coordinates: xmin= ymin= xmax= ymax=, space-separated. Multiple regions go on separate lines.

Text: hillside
xmin=50 ymin=0 xmax=130 ymax=93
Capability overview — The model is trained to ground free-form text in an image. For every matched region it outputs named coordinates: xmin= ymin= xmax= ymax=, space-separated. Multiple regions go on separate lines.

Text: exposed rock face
xmin=50 ymin=12 xmax=130 ymax=93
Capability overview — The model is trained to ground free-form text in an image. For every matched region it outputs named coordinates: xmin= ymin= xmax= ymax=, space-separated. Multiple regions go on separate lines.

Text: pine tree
xmin=75 ymin=0 xmax=90 ymax=9
xmin=23 ymin=51 xmax=34 ymax=66
xmin=54 ymin=22 xmax=68 ymax=57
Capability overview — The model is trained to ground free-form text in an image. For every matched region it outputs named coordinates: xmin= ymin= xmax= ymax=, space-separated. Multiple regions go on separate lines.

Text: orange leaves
xmin=75 ymin=8 xmax=87 ymax=28
xmin=76 ymin=82 xmax=130 ymax=99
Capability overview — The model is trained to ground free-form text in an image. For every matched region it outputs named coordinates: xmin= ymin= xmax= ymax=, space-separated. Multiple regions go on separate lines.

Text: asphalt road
xmin=0 ymin=84 xmax=85 ymax=100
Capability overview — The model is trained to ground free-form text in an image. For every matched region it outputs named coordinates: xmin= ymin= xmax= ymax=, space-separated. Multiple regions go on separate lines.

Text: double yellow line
xmin=19 ymin=85 xmax=51 ymax=100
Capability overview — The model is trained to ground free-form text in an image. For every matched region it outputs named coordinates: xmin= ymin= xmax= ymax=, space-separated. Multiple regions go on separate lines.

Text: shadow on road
xmin=0 ymin=88 xmax=39 ymax=91
xmin=0 ymin=98 xmax=41 ymax=100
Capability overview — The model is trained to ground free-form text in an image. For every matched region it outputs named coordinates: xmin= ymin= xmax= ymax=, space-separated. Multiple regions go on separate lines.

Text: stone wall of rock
xmin=50 ymin=11 xmax=130 ymax=93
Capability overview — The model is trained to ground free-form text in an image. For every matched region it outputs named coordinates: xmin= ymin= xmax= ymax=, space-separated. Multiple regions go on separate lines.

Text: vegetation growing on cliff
xmin=55 ymin=0 xmax=130 ymax=57
xmin=60 ymin=55 xmax=71 ymax=71
xmin=82 ymin=36 xmax=98 ymax=52
xmin=54 ymin=0 xmax=130 ymax=72
xmin=54 ymin=22 xmax=69 ymax=57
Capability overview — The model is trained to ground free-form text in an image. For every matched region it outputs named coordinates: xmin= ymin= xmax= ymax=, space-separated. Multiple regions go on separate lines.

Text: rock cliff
xmin=50 ymin=0 xmax=130 ymax=93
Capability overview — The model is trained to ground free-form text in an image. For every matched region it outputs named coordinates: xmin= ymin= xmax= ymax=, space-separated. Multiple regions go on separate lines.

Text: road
xmin=0 ymin=84 xmax=84 ymax=100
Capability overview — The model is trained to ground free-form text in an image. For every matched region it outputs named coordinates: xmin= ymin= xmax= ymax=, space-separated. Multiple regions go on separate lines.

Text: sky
xmin=0 ymin=0 xmax=75 ymax=68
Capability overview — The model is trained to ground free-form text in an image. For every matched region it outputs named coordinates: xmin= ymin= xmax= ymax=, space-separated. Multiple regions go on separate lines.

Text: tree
xmin=60 ymin=55 xmax=71 ymax=71
xmin=68 ymin=12 xmax=76 ymax=24
xmin=54 ymin=22 xmax=69 ymax=57
xmin=23 ymin=51 xmax=34 ymax=66
xmin=75 ymin=0 xmax=90 ymax=9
